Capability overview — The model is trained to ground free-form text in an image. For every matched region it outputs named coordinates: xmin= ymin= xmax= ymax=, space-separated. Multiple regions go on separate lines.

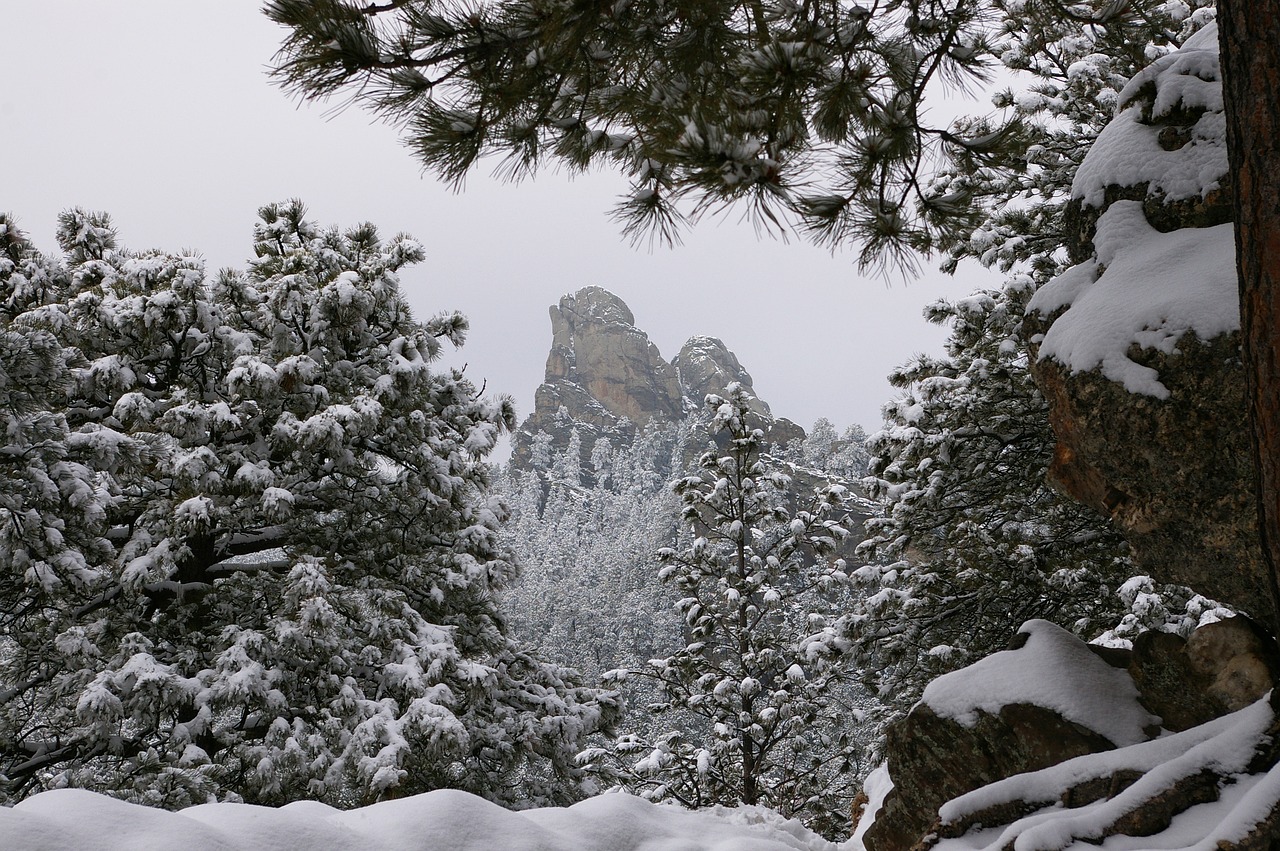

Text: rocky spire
xmin=542 ymin=286 xmax=683 ymax=426
xmin=511 ymin=287 xmax=803 ymax=473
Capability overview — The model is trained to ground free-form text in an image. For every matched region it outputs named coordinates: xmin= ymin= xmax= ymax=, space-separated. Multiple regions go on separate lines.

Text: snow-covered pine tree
xmin=266 ymin=0 xmax=1007 ymax=269
xmin=847 ymin=2 xmax=1221 ymax=713
xmin=0 ymin=216 xmax=137 ymax=782
xmin=791 ymin=417 xmax=871 ymax=480
xmin=831 ymin=424 xmax=872 ymax=480
xmin=849 ymin=279 xmax=1135 ymax=711
xmin=930 ymin=0 xmax=1216 ymax=278
xmin=0 ymin=202 xmax=616 ymax=808
xmin=800 ymin=418 xmax=838 ymax=469
xmin=583 ymin=385 xmax=864 ymax=839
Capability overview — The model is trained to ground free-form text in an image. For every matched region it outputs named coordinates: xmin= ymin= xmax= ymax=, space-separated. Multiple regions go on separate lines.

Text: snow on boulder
xmin=1022 ymin=19 xmax=1272 ymax=626
xmin=1030 ymin=21 xmax=1235 ymax=398
xmin=848 ymin=763 xmax=892 ymax=851
xmin=929 ymin=696 xmax=1280 ymax=851
xmin=1028 ymin=201 xmax=1237 ymax=399
xmin=0 ymin=788 xmax=841 ymax=851
xmin=1071 ymin=24 xmax=1226 ymax=210
xmin=861 ymin=621 xmax=1158 ymax=851
xmin=921 ymin=619 xmax=1157 ymax=747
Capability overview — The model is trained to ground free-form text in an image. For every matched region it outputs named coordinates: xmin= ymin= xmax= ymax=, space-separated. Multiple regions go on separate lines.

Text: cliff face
xmin=542 ymin=286 xmax=683 ymax=429
xmin=1022 ymin=24 xmax=1270 ymax=625
xmin=511 ymin=287 xmax=804 ymax=473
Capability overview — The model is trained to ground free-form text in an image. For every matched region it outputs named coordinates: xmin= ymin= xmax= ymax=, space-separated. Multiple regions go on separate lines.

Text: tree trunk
xmin=1218 ymin=3 xmax=1280 ymax=636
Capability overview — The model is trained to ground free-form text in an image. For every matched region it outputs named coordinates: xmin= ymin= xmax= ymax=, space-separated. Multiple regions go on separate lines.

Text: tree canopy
xmin=266 ymin=0 xmax=1206 ymax=271
xmin=0 ymin=202 xmax=615 ymax=807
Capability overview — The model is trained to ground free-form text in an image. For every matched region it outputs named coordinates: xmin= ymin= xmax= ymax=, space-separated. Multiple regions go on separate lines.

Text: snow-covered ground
xmin=0 ymin=787 xmax=850 ymax=851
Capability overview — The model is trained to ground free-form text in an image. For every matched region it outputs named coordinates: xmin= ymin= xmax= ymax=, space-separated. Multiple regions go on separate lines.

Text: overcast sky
xmin=3 ymin=2 xmax=1002 ymax=442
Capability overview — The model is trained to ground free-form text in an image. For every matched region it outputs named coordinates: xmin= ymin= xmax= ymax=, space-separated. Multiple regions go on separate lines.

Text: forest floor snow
xmin=0 ymin=786 xmax=847 ymax=851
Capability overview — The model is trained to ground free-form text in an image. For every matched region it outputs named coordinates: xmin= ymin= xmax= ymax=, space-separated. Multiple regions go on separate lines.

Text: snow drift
xmin=0 ymin=788 xmax=842 ymax=851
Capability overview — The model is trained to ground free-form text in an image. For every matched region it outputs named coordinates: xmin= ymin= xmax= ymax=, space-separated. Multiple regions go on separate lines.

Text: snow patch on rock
xmin=920 ymin=619 xmax=1158 ymax=747
xmin=1027 ymin=201 xmax=1238 ymax=397
xmin=848 ymin=763 xmax=893 ymax=851
xmin=1072 ymin=24 xmax=1227 ymax=209
xmin=934 ymin=698 xmax=1279 ymax=851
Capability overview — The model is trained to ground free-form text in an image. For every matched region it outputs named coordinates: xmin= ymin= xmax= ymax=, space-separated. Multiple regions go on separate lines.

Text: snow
xmin=1027 ymin=201 xmax=1238 ymax=397
xmin=1072 ymin=24 xmax=1226 ymax=209
xmin=920 ymin=620 xmax=1158 ymax=746
xmin=0 ymin=788 xmax=843 ymax=851
xmin=1029 ymin=23 xmax=1241 ymax=397
xmin=848 ymin=764 xmax=892 ymax=851
xmin=933 ymin=698 xmax=1278 ymax=851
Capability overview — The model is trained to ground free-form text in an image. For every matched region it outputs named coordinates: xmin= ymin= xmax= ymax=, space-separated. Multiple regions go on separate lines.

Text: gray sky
xmin=3 ymin=2 xmax=1001 ymax=440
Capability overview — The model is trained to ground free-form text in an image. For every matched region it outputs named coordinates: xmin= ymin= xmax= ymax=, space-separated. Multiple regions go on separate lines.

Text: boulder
xmin=864 ymin=617 xmax=1280 ymax=851
xmin=1116 ymin=618 xmax=1280 ymax=732
xmin=865 ymin=701 xmax=1120 ymax=851
xmin=1022 ymin=24 xmax=1275 ymax=625
xmin=1185 ymin=615 xmax=1280 ymax=711
xmin=1027 ymin=334 xmax=1269 ymax=623
xmin=1122 ymin=628 xmax=1221 ymax=732
xmin=863 ymin=621 xmax=1158 ymax=851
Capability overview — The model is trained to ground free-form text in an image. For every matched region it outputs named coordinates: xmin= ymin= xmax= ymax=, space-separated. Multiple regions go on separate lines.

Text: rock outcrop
xmin=863 ymin=621 xmax=1158 ymax=851
xmin=511 ymin=287 xmax=804 ymax=473
xmin=863 ymin=617 xmax=1280 ymax=851
xmin=1093 ymin=615 xmax=1280 ymax=734
xmin=672 ymin=336 xmax=760 ymax=415
xmin=862 ymin=27 xmax=1280 ymax=851
xmin=1022 ymin=24 xmax=1274 ymax=626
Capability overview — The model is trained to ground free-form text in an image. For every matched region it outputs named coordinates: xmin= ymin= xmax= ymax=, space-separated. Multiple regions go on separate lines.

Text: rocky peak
xmin=512 ymin=288 xmax=803 ymax=474
xmin=542 ymin=286 xmax=683 ymax=428
xmin=673 ymin=336 xmax=769 ymax=415
xmin=553 ymin=285 xmax=636 ymax=329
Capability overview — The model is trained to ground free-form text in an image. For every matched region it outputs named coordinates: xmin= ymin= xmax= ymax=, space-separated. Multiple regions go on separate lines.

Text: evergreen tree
xmin=932 ymin=0 xmax=1215 ymax=277
xmin=831 ymin=424 xmax=872 ymax=479
xmin=801 ymin=418 xmax=839 ymax=469
xmin=265 ymin=0 xmax=1009 ymax=268
xmin=584 ymin=386 xmax=864 ymax=839
xmin=849 ymin=279 xmax=1135 ymax=711
xmin=0 ymin=202 xmax=615 ymax=808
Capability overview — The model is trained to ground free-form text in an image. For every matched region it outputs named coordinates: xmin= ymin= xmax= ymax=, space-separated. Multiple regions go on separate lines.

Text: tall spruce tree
xmin=583 ymin=386 xmax=864 ymax=839
xmin=0 ymin=203 xmax=615 ymax=808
